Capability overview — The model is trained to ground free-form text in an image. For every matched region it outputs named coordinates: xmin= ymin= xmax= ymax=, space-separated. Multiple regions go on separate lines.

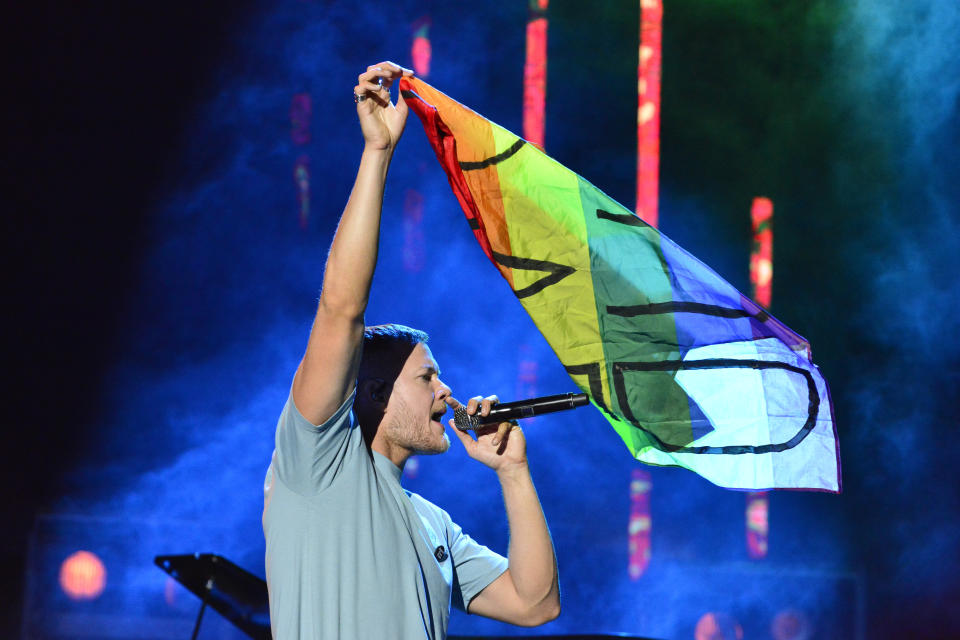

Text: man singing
xmin=262 ymin=61 xmax=560 ymax=639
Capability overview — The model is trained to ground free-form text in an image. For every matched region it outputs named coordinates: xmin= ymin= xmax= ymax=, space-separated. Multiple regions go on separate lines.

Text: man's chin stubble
xmin=415 ymin=434 xmax=450 ymax=456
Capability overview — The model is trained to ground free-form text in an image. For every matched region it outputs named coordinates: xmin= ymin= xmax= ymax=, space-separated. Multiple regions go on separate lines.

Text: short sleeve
xmin=447 ymin=518 xmax=509 ymax=612
xmin=272 ymin=386 xmax=359 ymax=495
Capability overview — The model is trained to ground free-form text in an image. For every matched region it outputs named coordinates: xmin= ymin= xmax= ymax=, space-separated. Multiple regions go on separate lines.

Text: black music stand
xmin=154 ymin=553 xmax=271 ymax=640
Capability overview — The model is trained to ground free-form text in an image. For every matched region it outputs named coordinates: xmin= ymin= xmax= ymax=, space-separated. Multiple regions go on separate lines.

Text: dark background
xmin=5 ymin=1 xmax=959 ymax=638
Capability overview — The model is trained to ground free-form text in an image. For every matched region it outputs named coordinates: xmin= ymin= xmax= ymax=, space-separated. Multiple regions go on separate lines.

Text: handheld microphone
xmin=453 ymin=392 xmax=589 ymax=431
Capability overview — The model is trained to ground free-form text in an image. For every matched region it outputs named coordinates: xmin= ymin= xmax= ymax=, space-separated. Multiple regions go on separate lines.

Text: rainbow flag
xmin=400 ymin=78 xmax=840 ymax=492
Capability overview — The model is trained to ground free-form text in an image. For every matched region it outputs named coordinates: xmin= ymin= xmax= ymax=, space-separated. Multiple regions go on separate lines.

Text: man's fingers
xmin=366 ymin=61 xmax=403 ymax=72
xmin=361 ymin=62 xmax=409 ymax=84
xmin=467 ymin=396 xmax=484 ymax=415
xmin=491 ymin=421 xmax=511 ymax=447
xmin=444 ymin=395 xmax=462 ymax=408
xmin=479 ymin=394 xmax=499 ymax=417
xmin=395 ymin=86 xmax=408 ymax=118
xmin=449 ymin=419 xmax=476 ymax=447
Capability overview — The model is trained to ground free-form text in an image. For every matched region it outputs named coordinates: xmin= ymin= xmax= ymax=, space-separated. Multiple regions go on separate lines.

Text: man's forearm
xmin=498 ymin=463 xmax=560 ymax=617
xmin=319 ymin=146 xmax=394 ymax=317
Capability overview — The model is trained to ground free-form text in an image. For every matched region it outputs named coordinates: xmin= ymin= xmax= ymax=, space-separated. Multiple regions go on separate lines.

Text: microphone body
xmin=453 ymin=392 xmax=589 ymax=431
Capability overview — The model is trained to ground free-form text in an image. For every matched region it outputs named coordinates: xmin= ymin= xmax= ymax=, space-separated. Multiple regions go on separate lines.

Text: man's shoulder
xmin=405 ymin=490 xmax=454 ymax=527
xmin=281 ymin=384 xmax=359 ymax=432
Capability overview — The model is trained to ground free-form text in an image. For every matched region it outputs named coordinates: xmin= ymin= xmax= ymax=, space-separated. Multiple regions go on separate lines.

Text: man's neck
xmin=370 ymin=436 xmax=412 ymax=470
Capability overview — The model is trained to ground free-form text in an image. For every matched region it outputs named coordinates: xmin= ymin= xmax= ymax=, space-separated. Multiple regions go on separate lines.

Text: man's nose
xmin=435 ymin=380 xmax=452 ymax=401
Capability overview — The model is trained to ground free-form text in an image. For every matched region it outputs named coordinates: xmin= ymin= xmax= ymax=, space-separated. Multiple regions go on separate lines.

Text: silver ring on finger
xmin=354 ymin=92 xmax=367 ymax=103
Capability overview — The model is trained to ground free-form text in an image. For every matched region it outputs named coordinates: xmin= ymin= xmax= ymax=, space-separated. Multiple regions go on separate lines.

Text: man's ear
xmin=360 ymin=378 xmax=389 ymax=408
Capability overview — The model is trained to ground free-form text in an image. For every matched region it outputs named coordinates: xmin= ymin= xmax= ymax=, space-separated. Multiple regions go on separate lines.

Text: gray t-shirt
xmin=263 ymin=388 xmax=508 ymax=640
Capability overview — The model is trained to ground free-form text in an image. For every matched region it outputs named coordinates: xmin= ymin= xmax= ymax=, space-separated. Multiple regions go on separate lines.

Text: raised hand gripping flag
xmin=399 ymin=78 xmax=840 ymax=492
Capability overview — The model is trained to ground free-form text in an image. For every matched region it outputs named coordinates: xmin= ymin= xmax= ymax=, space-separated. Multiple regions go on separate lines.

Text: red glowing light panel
xmin=746 ymin=198 xmax=772 ymax=559
xmin=750 ymin=197 xmax=773 ymax=308
xmin=294 ymin=154 xmax=310 ymax=230
xmin=523 ymin=0 xmax=549 ymax=149
xmin=628 ymin=469 xmax=651 ymax=579
xmin=695 ymin=612 xmax=744 ymax=640
xmin=411 ymin=17 xmax=431 ymax=77
xmin=746 ymin=491 xmax=769 ymax=559
xmin=59 ymin=550 xmax=107 ymax=601
xmin=636 ymin=0 xmax=662 ymax=227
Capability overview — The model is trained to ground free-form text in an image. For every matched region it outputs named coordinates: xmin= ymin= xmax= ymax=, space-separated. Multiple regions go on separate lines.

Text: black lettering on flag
xmin=608 ymin=301 xmax=770 ymax=323
xmin=460 ymin=139 xmax=526 ymax=171
xmin=611 ymin=358 xmax=819 ymax=455
xmin=563 ymin=362 xmax=609 ymax=413
xmin=596 ymin=208 xmax=651 ymax=228
xmin=492 ymin=252 xmax=575 ymax=299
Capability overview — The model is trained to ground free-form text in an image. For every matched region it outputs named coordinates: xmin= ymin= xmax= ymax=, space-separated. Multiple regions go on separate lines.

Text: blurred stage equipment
xmin=155 ymin=554 xmax=270 ymax=640
xmin=23 ymin=515 xmax=861 ymax=638
xmin=155 ymin=553 xmax=661 ymax=640
xmin=24 ymin=514 xmax=257 ymax=639
xmin=451 ymin=637 xmax=658 ymax=639
xmin=636 ymin=0 xmax=663 ymax=226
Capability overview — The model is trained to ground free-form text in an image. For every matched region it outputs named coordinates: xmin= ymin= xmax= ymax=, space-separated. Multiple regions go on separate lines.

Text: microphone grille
xmin=453 ymin=406 xmax=480 ymax=432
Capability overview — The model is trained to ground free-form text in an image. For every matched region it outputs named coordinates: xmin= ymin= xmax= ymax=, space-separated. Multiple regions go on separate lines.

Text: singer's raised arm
xmin=291 ymin=62 xmax=413 ymax=426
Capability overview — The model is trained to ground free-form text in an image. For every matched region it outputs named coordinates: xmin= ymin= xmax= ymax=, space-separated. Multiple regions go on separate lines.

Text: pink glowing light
xmin=636 ymin=0 xmax=662 ymax=227
xmin=411 ymin=17 xmax=431 ymax=78
xmin=746 ymin=491 xmax=769 ymax=559
xmin=628 ymin=469 xmax=651 ymax=579
xmin=523 ymin=0 xmax=548 ymax=149
xmin=59 ymin=550 xmax=107 ymax=601
xmin=750 ymin=197 xmax=773 ymax=308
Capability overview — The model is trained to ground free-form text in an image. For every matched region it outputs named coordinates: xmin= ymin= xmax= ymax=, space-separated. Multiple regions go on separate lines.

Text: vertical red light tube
xmin=523 ymin=0 xmax=548 ymax=149
xmin=750 ymin=197 xmax=773 ymax=308
xmin=628 ymin=469 xmax=651 ymax=579
xmin=636 ymin=0 xmax=662 ymax=227
xmin=411 ymin=17 xmax=431 ymax=78
xmin=746 ymin=491 xmax=769 ymax=559
xmin=747 ymin=197 xmax=773 ymax=559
